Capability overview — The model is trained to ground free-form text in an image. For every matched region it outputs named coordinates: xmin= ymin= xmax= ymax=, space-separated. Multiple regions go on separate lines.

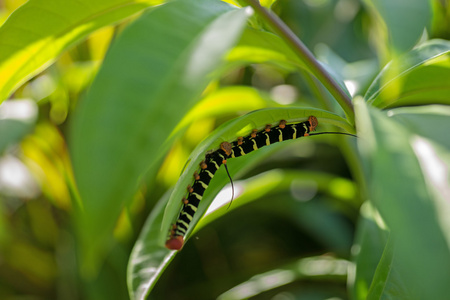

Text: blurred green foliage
xmin=0 ymin=0 xmax=449 ymax=299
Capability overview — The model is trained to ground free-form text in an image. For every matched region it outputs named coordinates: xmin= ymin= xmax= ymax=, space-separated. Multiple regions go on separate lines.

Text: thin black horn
xmin=309 ymin=132 xmax=357 ymax=138
xmin=223 ymin=163 xmax=235 ymax=210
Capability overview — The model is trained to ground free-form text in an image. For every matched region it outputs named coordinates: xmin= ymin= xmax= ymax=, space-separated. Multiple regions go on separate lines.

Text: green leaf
xmin=0 ymin=0 xmax=164 ymax=103
xmin=386 ymin=105 xmax=450 ymax=149
xmin=0 ymin=99 xmax=37 ymax=153
xmin=259 ymin=0 xmax=278 ymax=8
xmin=349 ymin=202 xmax=389 ymax=300
xmin=226 ymin=28 xmax=304 ymax=70
xmin=354 ymin=99 xmax=450 ymax=299
xmin=127 ymin=134 xmax=286 ymax=300
xmin=315 ymin=44 xmax=379 ymax=97
xmin=365 ymin=39 xmax=450 ymax=108
xmin=197 ymin=169 xmax=358 ymax=256
xmin=128 ymin=143 xmax=298 ymax=300
xmin=127 ymin=107 xmax=353 ymax=299
xmin=70 ymin=0 xmax=251 ymax=274
xmin=127 ymin=191 xmax=176 ymax=300
xmin=161 ymin=107 xmax=354 ymax=246
xmin=225 ymin=28 xmax=352 ymax=105
xmin=197 ymin=169 xmax=358 ymax=235
xmin=218 ymin=256 xmax=349 ymax=300
xmin=363 ymin=0 xmax=431 ymax=52
xmin=173 ymin=86 xmax=277 ymax=135
xmin=366 ymin=236 xmax=414 ymax=299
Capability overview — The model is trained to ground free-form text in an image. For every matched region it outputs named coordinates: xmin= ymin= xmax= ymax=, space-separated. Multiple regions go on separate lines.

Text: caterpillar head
xmin=165 ymin=235 xmax=184 ymax=250
xmin=308 ymin=116 xmax=318 ymax=132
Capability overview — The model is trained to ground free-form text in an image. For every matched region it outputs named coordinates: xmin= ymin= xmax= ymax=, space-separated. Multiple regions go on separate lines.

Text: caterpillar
xmin=165 ymin=116 xmax=322 ymax=250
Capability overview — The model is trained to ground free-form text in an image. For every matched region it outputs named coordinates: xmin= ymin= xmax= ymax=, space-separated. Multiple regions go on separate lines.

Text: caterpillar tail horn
xmin=224 ymin=163 xmax=235 ymax=210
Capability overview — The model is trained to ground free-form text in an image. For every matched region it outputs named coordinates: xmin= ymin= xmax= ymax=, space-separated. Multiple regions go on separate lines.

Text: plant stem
xmin=243 ymin=0 xmax=355 ymax=124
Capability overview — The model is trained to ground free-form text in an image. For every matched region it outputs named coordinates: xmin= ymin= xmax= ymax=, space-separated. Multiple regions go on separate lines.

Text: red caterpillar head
xmin=165 ymin=235 xmax=184 ymax=250
xmin=308 ymin=116 xmax=318 ymax=132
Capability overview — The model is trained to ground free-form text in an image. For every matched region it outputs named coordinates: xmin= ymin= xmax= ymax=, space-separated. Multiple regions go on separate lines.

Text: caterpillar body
xmin=165 ymin=116 xmax=319 ymax=250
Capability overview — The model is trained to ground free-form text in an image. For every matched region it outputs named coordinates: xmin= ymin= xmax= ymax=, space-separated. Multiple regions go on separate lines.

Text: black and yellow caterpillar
xmin=165 ymin=116 xmax=319 ymax=250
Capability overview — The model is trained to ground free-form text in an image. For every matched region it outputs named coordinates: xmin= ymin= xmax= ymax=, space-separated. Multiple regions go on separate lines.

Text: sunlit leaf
xmin=260 ymin=0 xmax=278 ymax=8
xmin=226 ymin=28 xmax=351 ymax=101
xmin=173 ymin=86 xmax=276 ymax=135
xmin=355 ymin=99 xmax=450 ymax=299
xmin=365 ymin=39 xmax=450 ymax=108
xmin=70 ymin=0 xmax=251 ymax=274
xmin=0 ymin=0 xmax=165 ymax=103
xmin=226 ymin=28 xmax=303 ymax=70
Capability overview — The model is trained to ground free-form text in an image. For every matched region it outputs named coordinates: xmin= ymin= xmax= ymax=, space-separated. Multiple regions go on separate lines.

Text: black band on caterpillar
xmin=165 ymin=116 xmax=318 ymax=250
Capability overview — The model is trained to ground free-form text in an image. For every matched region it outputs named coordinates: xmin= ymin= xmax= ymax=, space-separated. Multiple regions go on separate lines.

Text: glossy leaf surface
xmin=161 ymin=107 xmax=354 ymax=246
xmin=365 ymin=39 xmax=450 ymax=108
xmin=0 ymin=0 xmax=164 ymax=103
xmin=70 ymin=0 xmax=250 ymax=273
xmin=128 ymin=107 xmax=354 ymax=299
xmin=355 ymin=100 xmax=450 ymax=299
xmin=350 ymin=202 xmax=389 ymax=300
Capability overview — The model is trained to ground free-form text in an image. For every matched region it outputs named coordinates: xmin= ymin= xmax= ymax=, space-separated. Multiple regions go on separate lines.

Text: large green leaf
xmin=127 ymin=145 xmax=303 ymax=300
xmin=127 ymin=191 xmax=176 ymax=300
xmin=173 ymin=86 xmax=277 ymax=135
xmin=355 ymin=99 xmax=450 ymax=298
xmin=226 ymin=28 xmax=304 ymax=70
xmin=365 ymin=39 xmax=450 ymax=108
xmin=349 ymin=202 xmax=389 ymax=300
xmin=218 ymin=256 xmax=349 ymax=300
xmin=70 ymin=0 xmax=251 ymax=274
xmin=161 ymin=107 xmax=354 ymax=247
xmin=363 ymin=0 xmax=431 ymax=53
xmin=387 ymin=105 xmax=450 ymax=149
xmin=128 ymin=107 xmax=354 ymax=299
xmin=127 ymin=136 xmax=284 ymax=300
xmin=366 ymin=236 xmax=413 ymax=299
xmin=225 ymin=28 xmax=352 ymax=112
xmin=0 ymin=0 xmax=164 ymax=104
